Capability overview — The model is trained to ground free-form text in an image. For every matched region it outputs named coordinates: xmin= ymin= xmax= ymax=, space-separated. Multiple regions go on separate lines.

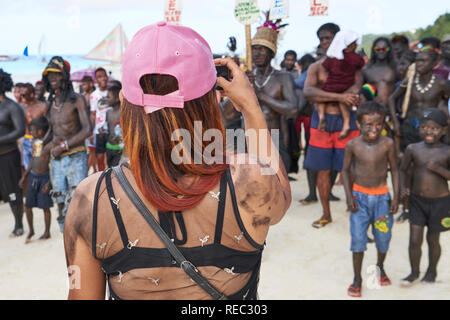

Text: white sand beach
xmin=0 ymin=165 xmax=448 ymax=300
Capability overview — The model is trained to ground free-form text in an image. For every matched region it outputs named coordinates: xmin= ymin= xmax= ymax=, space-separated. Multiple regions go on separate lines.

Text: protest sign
xmin=310 ymin=0 xmax=329 ymax=16
xmin=165 ymin=0 xmax=182 ymax=25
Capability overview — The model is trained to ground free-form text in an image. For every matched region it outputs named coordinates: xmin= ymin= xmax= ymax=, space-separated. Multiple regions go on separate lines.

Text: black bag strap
xmin=112 ymin=165 xmax=228 ymax=300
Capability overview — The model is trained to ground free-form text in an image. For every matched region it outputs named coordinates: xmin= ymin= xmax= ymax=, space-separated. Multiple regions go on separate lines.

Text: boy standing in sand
xmin=400 ymin=109 xmax=450 ymax=286
xmin=342 ymin=102 xmax=399 ymax=297
xmin=19 ymin=116 xmax=53 ymax=243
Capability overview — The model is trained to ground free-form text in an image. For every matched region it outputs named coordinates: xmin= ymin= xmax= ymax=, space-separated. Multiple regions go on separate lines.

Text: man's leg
xmin=61 ymin=152 xmax=88 ymax=232
xmin=9 ymin=198 xmax=24 ymax=236
xmin=313 ymin=169 xmax=332 ymax=226
xmin=49 ymin=158 xmax=67 ymax=232
xmin=351 ymin=252 xmax=364 ymax=290
xmin=25 ymin=207 xmax=34 ymax=243
xmin=329 ymin=170 xmax=340 ymax=201
xmin=422 ymin=231 xmax=441 ymax=283
xmin=40 ymin=209 xmax=51 ymax=240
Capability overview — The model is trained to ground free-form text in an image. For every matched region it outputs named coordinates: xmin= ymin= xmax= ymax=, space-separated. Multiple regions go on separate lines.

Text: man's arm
xmin=0 ymin=102 xmax=26 ymax=144
xmin=341 ymin=141 xmax=358 ymax=212
xmin=67 ymin=95 xmax=92 ymax=148
xmin=387 ymin=81 xmax=407 ymax=138
xmin=399 ymin=145 xmax=414 ymax=198
xmin=256 ymin=73 xmax=298 ymax=118
xmin=346 ymin=69 xmax=364 ymax=95
xmin=387 ymin=139 xmax=400 ymax=213
xmin=303 ymin=63 xmax=358 ymax=105
xmin=296 ymin=88 xmax=308 ymax=115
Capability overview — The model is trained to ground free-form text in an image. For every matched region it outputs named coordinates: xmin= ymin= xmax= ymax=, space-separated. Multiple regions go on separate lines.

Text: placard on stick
xmin=234 ymin=0 xmax=260 ymax=71
xmin=165 ymin=0 xmax=182 ymax=25
xmin=309 ymin=0 xmax=329 ymax=16
xmin=269 ymin=0 xmax=290 ymax=20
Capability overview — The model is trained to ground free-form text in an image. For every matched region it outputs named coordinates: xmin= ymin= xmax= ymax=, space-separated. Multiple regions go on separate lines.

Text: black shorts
xmin=409 ymin=193 xmax=450 ymax=233
xmin=95 ymin=134 xmax=108 ymax=154
xmin=0 ymin=149 xmax=22 ymax=203
xmin=25 ymin=171 xmax=54 ymax=209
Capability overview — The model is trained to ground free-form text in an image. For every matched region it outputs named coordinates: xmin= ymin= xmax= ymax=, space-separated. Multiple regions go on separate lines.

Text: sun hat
xmin=121 ymin=21 xmax=217 ymax=114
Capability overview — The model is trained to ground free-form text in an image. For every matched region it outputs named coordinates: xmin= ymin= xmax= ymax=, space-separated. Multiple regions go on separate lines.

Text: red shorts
xmin=304 ymin=110 xmax=359 ymax=172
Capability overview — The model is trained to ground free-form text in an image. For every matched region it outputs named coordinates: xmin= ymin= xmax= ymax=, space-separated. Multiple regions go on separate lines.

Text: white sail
xmin=37 ymin=35 xmax=47 ymax=63
xmin=84 ymin=24 xmax=127 ymax=63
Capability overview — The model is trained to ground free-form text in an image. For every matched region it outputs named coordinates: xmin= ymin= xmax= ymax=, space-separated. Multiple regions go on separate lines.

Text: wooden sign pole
xmin=246 ymin=24 xmax=252 ymax=72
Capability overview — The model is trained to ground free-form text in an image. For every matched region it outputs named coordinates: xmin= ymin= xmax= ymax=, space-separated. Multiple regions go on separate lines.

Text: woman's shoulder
xmin=228 ymin=153 xmax=285 ymax=214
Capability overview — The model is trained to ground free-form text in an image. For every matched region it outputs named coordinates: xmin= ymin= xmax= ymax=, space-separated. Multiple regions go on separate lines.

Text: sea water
xmin=0 ymin=54 xmax=107 ymax=83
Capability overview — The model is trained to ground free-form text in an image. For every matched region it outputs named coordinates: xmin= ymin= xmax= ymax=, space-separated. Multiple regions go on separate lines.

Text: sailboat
xmin=37 ymin=35 xmax=48 ymax=64
xmin=84 ymin=24 xmax=128 ymax=63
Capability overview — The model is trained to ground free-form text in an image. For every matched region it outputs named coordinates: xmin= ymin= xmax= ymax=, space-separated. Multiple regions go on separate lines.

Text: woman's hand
xmin=214 ymin=58 xmax=259 ymax=114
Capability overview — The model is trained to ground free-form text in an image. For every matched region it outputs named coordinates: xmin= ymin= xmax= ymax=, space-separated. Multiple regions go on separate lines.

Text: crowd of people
xmin=0 ymin=19 xmax=448 ymax=300
xmin=222 ymin=20 xmax=450 ymax=298
xmin=0 ymin=59 xmax=125 ymax=240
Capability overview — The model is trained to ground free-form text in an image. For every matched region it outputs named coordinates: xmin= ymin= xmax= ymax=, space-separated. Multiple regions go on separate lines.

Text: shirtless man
xmin=281 ymin=50 xmax=300 ymax=80
xmin=80 ymin=75 xmax=97 ymax=173
xmin=20 ymin=83 xmax=47 ymax=171
xmin=389 ymin=49 xmax=450 ymax=223
xmin=391 ymin=35 xmax=410 ymax=65
xmin=13 ymin=83 xmax=25 ymax=104
xmin=42 ymin=56 xmax=91 ymax=232
xmin=0 ymin=69 xmax=26 ymax=237
xmin=442 ymin=34 xmax=450 ymax=69
xmin=250 ymin=46 xmax=298 ymax=171
xmin=362 ymin=37 xmax=397 ymax=107
xmin=389 ymin=49 xmax=450 ymax=156
xmin=303 ymin=23 xmax=361 ymax=227
xmin=34 ymin=81 xmax=46 ymax=102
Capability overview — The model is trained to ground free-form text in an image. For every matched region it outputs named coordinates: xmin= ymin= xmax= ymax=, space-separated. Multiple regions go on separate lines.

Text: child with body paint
xmin=399 ymin=108 xmax=450 ymax=286
xmin=341 ymin=101 xmax=399 ymax=298
xmin=19 ymin=116 xmax=53 ymax=243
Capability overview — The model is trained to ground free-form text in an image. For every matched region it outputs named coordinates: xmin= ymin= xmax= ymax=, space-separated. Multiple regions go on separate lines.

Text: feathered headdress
xmin=252 ymin=11 xmax=289 ymax=55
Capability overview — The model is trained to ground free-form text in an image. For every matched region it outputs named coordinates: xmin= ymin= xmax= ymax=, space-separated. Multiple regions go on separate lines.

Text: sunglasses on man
xmin=375 ymin=46 xmax=391 ymax=52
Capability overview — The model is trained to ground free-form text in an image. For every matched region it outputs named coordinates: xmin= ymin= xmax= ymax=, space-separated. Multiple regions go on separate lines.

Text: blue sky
xmin=1 ymin=0 xmax=449 ymax=62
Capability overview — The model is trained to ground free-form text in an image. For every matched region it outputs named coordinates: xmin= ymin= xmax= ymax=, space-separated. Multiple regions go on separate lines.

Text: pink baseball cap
xmin=122 ymin=21 xmax=217 ymax=114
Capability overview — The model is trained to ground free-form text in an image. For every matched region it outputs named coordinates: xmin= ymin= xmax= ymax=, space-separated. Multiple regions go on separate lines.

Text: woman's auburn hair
xmin=121 ymin=74 xmax=227 ymax=212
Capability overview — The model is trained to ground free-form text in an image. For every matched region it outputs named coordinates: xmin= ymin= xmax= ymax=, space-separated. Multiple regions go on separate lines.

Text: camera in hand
xmin=215 ymin=65 xmax=230 ymax=91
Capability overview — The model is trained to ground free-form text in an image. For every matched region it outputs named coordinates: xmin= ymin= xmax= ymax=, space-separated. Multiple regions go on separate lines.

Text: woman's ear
xmin=119 ymin=90 xmax=124 ymax=104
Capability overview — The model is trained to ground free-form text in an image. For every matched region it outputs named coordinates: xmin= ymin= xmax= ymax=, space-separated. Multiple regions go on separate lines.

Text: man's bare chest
xmin=0 ymin=108 xmax=12 ymax=126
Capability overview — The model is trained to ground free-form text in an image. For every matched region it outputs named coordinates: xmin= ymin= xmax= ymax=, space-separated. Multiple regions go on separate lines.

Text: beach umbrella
xmin=70 ymin=68 xmax=96 ymax=82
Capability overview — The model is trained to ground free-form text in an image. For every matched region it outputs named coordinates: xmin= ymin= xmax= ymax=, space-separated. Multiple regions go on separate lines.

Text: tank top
xmin=91 ymin=166 xmax=264 ymax=300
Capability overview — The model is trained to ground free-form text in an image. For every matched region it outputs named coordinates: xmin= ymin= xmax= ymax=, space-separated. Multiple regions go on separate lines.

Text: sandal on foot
xmin=378 ymin=275 xmax=392 ymax=286
xmin=312 ymin=219 xmax=331 ymax=228
xmin=9 ymin=228 xmax=24 ymax=238
xmin=299 ymin=198 xmax=318 ymax=205
xmin=330 ymin=194 xmax=340 ymax=201
xmin=347 ymin=285 xmax=362 ymax=298
xmin=400 ymin=276 xmax=419 ymax=287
